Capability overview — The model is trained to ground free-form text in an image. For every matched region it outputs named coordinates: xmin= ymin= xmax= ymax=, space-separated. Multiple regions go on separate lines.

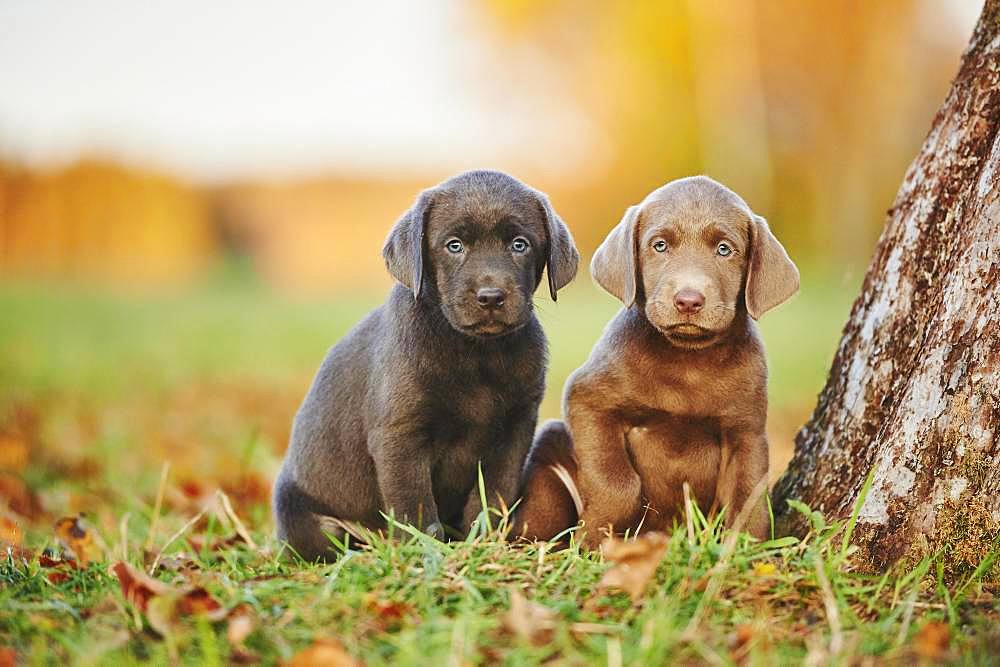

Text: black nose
xmin=476 ymin=287 xmax=507 ymax=310
xmin=673 ymin=289 xmax=705 ymax=314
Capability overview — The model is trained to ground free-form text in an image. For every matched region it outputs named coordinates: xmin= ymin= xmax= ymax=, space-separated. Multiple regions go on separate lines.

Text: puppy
xmin=273 ymin=170 xmax=579 ymax=561
xmin=516 ymin=176 xmax=798 ymax=545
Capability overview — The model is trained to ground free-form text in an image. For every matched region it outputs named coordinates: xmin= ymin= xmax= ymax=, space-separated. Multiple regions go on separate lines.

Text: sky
xmin=0 ymin=1 xmax=981 ymax=182
xmin=0 ymin=0 xmax=595 ymax=181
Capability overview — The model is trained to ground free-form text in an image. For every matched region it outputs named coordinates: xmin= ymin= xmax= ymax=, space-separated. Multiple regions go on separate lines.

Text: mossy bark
xmin=773 ymin=0 xmax=1000 ymax=573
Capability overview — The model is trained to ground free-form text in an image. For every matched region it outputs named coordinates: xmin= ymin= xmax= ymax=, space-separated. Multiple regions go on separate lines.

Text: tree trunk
xmin=773 ymin=1 xmax=1000 ymax=574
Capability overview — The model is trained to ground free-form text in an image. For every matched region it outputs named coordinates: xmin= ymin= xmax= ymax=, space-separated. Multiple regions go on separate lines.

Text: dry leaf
xmin=227 ymin=604 xmax=257 ymax=645
xmin=109 ymin=561 xmax=171 ymax=612
xmin=287 ymin=638 xmax=362 ymax=667
xmin=0 ymin=647 xmax=16 ymax=667
xmin=110 ymin=561 xmax=228 ymax=635
xmin=362 ymin=594 xmax=411 ymax=632
xmin=752 ymin=562 xmax=777 ymax=577
xmin=187 ymin=533 xmax=245 ymax=554
xmin=501 ymin=590 xmax=557 ymax=646
xmin=0 ymin=434 xmax=28 ymax=472
xmin=596 ymin=532 xmax=669 ymax=602
xmin=0 ymin=473 xmax=44 ymax=519
xmin=914 ymin=621 xmax=950 ymax=661
xmin=54 ymin=515 xmax=100 ymax=565
xmin=0 ymin=516 xmax=20 ymax=546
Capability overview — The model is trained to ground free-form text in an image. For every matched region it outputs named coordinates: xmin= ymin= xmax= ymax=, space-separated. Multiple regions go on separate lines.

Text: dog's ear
xmin=745 ymin=214 xmax=799 ymax=319
xmin=591 ymin=205 xmax=641 ymax=306
xmin=382 ymin=188 xmax=436 ymax=298
xmin=533 ymin=190 xmax=579 ymax=301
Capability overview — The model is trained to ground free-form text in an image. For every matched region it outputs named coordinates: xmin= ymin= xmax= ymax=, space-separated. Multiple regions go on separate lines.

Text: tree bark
xmin=773 ymin=1 xmax=1000 ymax=574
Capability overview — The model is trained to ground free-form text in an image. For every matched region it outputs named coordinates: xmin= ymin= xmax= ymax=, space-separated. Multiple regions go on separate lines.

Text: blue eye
xmin=446 ymin=239 xmax=464 ymax=253
xmin=652 ymin=239 xmax=667 ymax=253
xmin=717 ymin=242 xmax=733 ymax=257
xmin=511 ymin=237 xmax=529 ymax=254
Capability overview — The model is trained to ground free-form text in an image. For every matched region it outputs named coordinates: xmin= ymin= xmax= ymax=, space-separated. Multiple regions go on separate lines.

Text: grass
xmin=2 ymin=486 xmax=997 ymax=664
xmin=1 ymin=265 xmax=997 ymax=664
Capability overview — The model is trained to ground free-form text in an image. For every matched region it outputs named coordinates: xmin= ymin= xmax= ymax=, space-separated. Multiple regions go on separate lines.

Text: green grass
xmin=2 ymin=490 xmax=997 ymax=664
xmin=3 ymin=266 xmax=996 ymax=664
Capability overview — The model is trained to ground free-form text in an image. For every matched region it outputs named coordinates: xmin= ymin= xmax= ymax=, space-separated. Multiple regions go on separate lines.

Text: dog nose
xmin=673 ymin=289 xmax=705 ymax=314
xmin=476 ymin=287 xmax=507 ymax=310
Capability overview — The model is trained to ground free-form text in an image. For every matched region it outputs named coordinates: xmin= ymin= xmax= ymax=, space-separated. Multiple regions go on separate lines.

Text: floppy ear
xmin=590 ymin=205 xmax=641 ymax=306
xmin=382 ymin=188 xmax=436 ymax=298
xmin=533 ymin=190 xmax=579 ymax=301
xmin=745 ymin=214 xmax=799 ymax=319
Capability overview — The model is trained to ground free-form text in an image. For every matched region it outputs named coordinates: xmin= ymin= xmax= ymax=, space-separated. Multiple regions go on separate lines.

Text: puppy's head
xmin=591 ymin=176 xmax=798 ymax=349
xmin=383 ymin=170 xmax=579 ymax=339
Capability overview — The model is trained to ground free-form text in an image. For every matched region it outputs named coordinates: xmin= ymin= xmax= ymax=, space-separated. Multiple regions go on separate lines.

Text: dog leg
xmin=715 ymin=427 xmax=769 ymax=539
xmin=369 ymin=427 xmax=442 ymax=537
xmin=461 ymin=406 xmax=538 ymax=535
xmin=513 ymin=420 xmax=581 ymax=542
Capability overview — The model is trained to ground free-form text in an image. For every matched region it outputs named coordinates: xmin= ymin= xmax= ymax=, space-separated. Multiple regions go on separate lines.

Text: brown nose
xmin=476 ymin=287 xmax=507 ymax=310
xmin=673 ymin=289 xmax=705 ymax=314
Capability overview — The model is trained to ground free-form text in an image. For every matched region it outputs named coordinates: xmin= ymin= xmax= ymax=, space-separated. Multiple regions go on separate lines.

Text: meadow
xmin=1 ymin=264 xmax=997 ymax=664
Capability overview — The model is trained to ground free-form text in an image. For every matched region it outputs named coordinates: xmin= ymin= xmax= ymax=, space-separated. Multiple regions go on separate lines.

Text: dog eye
xmin=510 ymin=237 xmax=530 ymax=254
xmin=717 ymin=242 xmax=733 ymax=257
xmin=652 ymin=239 xmax=667 ymax=253
xmin=445 ymin=239 xmax=464 ymax=254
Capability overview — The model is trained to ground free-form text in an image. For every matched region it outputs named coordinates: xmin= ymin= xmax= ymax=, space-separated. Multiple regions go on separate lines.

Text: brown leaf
xmin=596 ymin=532 xmax=669 ymax=602
xmin=0 ymin=647 xmax=16 ymax=667
xmin=914 ymin=621 xmax=950 ymax=661
xmin=177 ymin=587 xmax=227 ymax=619
xmin=501 ymin=590 xmax=557 ymax=646
xmin=109 ymin=561 xmax=171 ymax=613
xmin=0 ymin=516 xmax=21 ymax=546
xmin=362 ymin=594 xmax=411 ymax=632
xmin=227 ymin=604 xmax=257 ymax=645
xmin=0 ymin=434 xmax=29 ymax=472
xmin=187 ymin=533 xmax=245 ymax=554
xmin=0 ymin=472 xmax=44 ymax=519
xmin=286 ymin=638 xmax=362 ymax=667
xmin=54 ymin=515 xmax=100 ymax=566
xmin=46 ymin=571 xmax=71 ymax=584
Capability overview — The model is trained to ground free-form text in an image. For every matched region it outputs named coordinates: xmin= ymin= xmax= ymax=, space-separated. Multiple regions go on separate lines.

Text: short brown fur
xmin=516 ymin=176 xmax=798 ymax=546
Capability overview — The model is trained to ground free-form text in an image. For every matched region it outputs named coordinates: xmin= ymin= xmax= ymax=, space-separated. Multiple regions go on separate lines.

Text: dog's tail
xmin=514 ymin=419 xmax=582 ymax=541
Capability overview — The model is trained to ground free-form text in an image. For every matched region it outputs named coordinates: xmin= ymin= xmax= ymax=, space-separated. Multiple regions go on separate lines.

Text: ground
xmin=0 ymin=268 xmax=997 ymax=664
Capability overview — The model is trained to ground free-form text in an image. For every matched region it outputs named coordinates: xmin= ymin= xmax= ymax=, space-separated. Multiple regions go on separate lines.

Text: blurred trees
xmin=479 ymin=0 xmax=968 ymax=260
xmin=0 ymin=159 xmax=214 ymax=286
xmin=0 ymin=2 xmax=973 ymax=290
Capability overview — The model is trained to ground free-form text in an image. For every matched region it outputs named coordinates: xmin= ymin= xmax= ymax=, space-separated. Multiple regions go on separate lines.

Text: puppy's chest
xmin=646 ymin=364 xmax=741 ymax=416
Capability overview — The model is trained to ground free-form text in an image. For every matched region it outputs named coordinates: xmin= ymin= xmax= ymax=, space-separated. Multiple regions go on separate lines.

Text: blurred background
xmin=0 ymin=1 xmax=982 ymax=533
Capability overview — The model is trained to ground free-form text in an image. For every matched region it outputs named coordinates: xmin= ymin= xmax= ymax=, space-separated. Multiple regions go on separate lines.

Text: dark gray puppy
xmin=273 ymin=170 xmax=579 ymax=561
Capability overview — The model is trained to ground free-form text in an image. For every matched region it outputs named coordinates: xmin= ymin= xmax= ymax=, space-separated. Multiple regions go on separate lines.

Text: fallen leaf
xmin=362 ymin=594 xmax=411 ymax=632
xmin=0 ymin=516 xmax=21 ymax=545
xmin=287 ymin=638 xmax=362 ymax=667
xmin=729 ymin=623 xmax=755 ymax=660
xmin=109 ymin=561 xmax=171 ymax=612
xmin=596 ymin=532 xmax=669 ymax=602
xmin=227 ymin=604 xmax=257 ymax=645
xmin=222 ymin=473 xmax=271 ymax=509
xmin=187 ymin=533 xmax=245 ymax=554
xmin=110 ymin=561 xmax=229 ymax=635
xmin=0 ymin=473 xmax=44 ymax=519
xmin=54 ymin=515 xmax=100 ymax=565
xmin=46 ymin=571 xmax=71 ymax=584
xmin=752 ymin=562 xmax=777 ymax=577
xmin=176 ymin=587 xmax=227 ymax=619
xmin=914 ymin=621 xmax=950 ymax=661
xmin=0 ymin=435 xmax=29 ymax=472
xmin=0 ymin=647 xmax=16 ymax=667
xmin=501 ymin=590 xmax=557 ymax=646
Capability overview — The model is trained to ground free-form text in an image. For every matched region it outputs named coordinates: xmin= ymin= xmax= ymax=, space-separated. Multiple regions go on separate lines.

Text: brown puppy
xmin=517 ymin=176 xmax=798 ymax=546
